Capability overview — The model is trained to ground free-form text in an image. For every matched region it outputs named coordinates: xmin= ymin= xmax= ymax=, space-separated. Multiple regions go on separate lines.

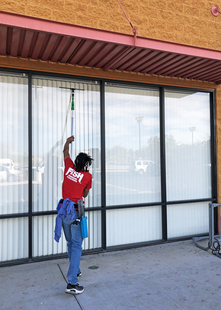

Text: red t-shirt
xmin=62 ymin=157 xmax=92 ymax=203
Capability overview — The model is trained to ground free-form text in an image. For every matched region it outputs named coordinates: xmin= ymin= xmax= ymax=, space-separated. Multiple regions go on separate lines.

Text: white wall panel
xmin=0 ymin=218 xmax=28 ymax=261
xmin=107 ymin=206 xmax=162 ymax=247
xmin=83 ymin=211 xmax=101 ymax=250
xmin=167 ymin=202 xmax=209 ymax=239
xmin=33 ymin=215 xmax=67 ymax=257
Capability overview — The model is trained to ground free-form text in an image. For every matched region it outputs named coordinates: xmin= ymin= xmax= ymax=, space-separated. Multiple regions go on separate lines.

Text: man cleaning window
xmin=54 ymin=135 xmax=93 ymax=295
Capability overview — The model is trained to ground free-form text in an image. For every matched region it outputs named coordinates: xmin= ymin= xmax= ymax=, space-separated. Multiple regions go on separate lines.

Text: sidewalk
xmin=1 ymin=240 xmax=221 ymax=310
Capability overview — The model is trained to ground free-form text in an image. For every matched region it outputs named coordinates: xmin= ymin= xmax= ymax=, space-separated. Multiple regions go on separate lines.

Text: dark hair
xmin=74 ymin=152 xmax=93 ymax=172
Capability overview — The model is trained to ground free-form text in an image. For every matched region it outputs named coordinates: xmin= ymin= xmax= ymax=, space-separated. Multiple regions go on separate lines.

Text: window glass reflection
xmin=105 ymin=86 xmax=161 ymax=206
xmin=32 ymin=78 xmax=101 ymax=211
xmin=165 ymin=91 xmax=211 ymax=201
xmin=0 ymin=74 xmax=28 ymax=215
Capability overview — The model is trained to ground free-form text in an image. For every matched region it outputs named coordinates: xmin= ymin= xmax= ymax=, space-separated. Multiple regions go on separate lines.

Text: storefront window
xmin=105 ymin=85 xmax=161 ymax=206
xmin=32 ymin=78 xmax=101 ymax=212
xmin=0 ymin=73 xmax=29 ymax=262
xmin=165 ymin=90 xmax=211 ymax=239
xmin=165 ymin=90 xmax=211 ymax=201
xmin=0 ymin=72 xmax=215 ymax=263
xmin=0 ymin=74 xmax=28 ymax=215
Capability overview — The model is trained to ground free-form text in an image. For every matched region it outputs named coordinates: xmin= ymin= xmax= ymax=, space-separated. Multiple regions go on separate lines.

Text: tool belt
xmin=60 ymin=199 xmax=79 ymax=212
xmin=62 ymin=198 xmax=87 ymax=238
xmin=71 ymin=199 xmax=85 ymax=228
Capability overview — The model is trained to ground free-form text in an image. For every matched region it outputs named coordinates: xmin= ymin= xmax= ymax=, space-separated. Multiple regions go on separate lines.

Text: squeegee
xmin=71 ymin=88 xmax=75 ymax=160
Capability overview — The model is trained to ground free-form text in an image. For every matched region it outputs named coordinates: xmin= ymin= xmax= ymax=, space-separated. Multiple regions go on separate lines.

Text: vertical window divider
xmin=28 ymin=72 xmax=33 ymax=260
xmin=160 ymin=87 xmax=167 ymax=241
xmin=210 ymin=90 xmax=218 ymax=234
xmin=211 ymin=90 xmax=217 ymax=201
xmin=100 ymin=80 xmax=106 ymax=250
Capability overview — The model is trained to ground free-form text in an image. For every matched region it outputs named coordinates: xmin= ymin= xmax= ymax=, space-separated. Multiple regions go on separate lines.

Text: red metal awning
xmin=1 ymin=11 xmax=221 ymax=84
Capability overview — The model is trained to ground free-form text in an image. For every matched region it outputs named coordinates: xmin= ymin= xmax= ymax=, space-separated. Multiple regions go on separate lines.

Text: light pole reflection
xmin=189 ymin=127 xmax=196 ymax=145
xmin=136 ymin=116 xmax=143 ymax=150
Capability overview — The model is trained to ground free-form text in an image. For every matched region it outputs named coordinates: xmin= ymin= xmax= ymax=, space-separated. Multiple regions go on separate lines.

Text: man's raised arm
xmin=63 ymin=136 xmax=74 ymax=159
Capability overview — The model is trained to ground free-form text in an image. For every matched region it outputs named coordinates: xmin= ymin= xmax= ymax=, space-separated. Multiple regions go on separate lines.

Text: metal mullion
xmin=100 ymin=80 xmax=106 ymax=250
xmin=84 ymin=207 xmax=103 ymax=212
xmin=0 ymin=213 xmax=29 ymax=219
xmin=28 ymin=72 xmax=33 ymax=260
xmin=210 ymin=91 xmax=217 ymax=201
xmin=166 ymin=198 xmax=214 ymax=205
xmin=31 ymin=207 xmax=103 ymax=217
xmin=210 ymin=91 xmax=218 ymax=234
xmin=160 ymin=87 xmax=167 ymax=241
xmin=106 ymin=202 xmax=162 ymax=210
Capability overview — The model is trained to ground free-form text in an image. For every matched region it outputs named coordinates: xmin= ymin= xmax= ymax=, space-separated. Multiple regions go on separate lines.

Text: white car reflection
xmin=134 ymin=160 xmax=155 ymax=175
xmin=0 ymin=166 xmax=7 ymax=182
xmin=0 ymin=159 xmax=20 ymax=182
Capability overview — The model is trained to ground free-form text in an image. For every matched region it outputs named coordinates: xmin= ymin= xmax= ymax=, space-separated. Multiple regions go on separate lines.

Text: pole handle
xmin=71 ymin=91 xmax=74 ymax=110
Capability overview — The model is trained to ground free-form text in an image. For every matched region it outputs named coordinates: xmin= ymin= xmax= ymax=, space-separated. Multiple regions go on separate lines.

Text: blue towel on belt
xmin=54 ymin=198 xmax=76 ymax=243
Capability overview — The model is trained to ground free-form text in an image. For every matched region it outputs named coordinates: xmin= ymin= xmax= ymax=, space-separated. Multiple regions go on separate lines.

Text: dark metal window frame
xmin=0 ymin=68 xmax=217 ymax=266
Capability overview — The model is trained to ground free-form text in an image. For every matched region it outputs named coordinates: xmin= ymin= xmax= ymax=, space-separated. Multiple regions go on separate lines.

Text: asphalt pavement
xmin=1 ymin=239 xmax=221 ymax=310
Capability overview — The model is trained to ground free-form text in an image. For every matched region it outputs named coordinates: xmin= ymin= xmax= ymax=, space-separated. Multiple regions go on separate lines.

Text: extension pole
xmin=71 ymin=89 xmax=75 ymax=160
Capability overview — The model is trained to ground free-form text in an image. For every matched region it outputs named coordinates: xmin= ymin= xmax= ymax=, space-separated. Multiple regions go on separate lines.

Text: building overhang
xmin=0 ymin=11 xmax=221 ymax=84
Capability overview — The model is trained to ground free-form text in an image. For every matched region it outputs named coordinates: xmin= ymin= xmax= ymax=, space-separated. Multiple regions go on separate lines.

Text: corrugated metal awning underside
xmin=1 ymin=11 xmax=221 ymax=84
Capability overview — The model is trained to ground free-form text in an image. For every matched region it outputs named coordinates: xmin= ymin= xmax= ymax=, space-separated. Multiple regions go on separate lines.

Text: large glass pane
xmin=0 ymin=73 xmax=28 ymax=215
xmin=32 ymin=78 xmax=101 ymax=212
xmin=167 ymin=202 xmax=209 ymax=239
xmin=105 ymin=85 xmax=161 ymax=206
xmin=33 ymin=212 xmax=101 ymax=257
xmin=83 ymin=211 xmax=101 ymax=250
xmin=107 ymin=206 xmax=162 ymax=246
xmin=33 ymin=215 xmax=67 ymax=257
xmin=0 ymin=217 xmax=28 ymax=262
xmin=165 ymin=91 xmax=211 ymax=201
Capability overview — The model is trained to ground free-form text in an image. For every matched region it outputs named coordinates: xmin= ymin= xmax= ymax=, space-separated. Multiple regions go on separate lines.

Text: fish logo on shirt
xmin=65 ymin=168 xmax=84 ymax=183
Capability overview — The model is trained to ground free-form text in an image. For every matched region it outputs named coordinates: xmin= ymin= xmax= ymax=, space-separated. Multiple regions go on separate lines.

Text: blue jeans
xmin=62 ymin=215 xmax=83 ymax=285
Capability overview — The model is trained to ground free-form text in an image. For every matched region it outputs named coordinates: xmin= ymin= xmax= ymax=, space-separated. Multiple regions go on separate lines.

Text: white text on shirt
xmin=65 ymin=168 xmax=84 ymax=183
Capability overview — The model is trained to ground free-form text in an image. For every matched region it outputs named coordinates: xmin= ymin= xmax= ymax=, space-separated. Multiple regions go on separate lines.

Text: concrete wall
xmin=1 ymin=0 xmax=221 ymax=203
